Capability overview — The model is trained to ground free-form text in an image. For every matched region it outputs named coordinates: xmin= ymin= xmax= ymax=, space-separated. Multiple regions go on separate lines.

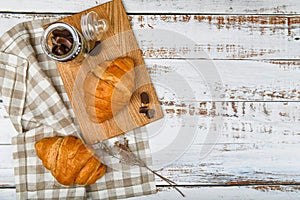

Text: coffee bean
xmin=139 ymin=106 xmax=148 ymax=114
xmin=50 ymin=28 xmax=74 ymax=56
xmin=52 ymin=29 xmax=71 ymax=37
xmin=52 ymin=45 xmax=66 ymax=55
xmin=140 ymin=92 xmax=150 ymax=104
xmin=55 ymin=36 xmax=73 ymax=49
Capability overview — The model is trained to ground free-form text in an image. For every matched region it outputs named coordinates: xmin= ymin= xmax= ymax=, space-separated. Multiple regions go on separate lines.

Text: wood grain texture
xmin=48 ymin=0 xmax=163 ymax=143
xmin=0 ymin=0 xmax=300 ymax=14
xmin=1 ymin=14 xmax=300 ymax=60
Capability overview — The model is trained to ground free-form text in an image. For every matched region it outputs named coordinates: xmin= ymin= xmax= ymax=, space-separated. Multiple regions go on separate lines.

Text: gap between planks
xmin=0 ymin=0 xmax=300 ymax=14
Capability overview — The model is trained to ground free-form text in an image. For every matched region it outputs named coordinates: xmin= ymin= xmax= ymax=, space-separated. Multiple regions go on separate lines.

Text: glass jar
xmin=41 ymin=22 xmax=87 ymax=63
xmin=41 ymin=11 xmax=108 ymax=64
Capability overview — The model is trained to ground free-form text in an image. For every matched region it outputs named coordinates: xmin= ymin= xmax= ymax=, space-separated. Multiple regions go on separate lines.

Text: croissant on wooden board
xmin=35 ymin=136 xmax=106 ymax=186
xmin=83 ymin=56 xmax=135 ymax=123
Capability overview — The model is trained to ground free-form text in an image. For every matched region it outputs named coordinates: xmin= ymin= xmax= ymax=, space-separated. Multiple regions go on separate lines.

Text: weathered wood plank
xmin=142 ymin=186 xmax=300 ymax=199
xmin=0 ymin=146 xmax=14 ymax=186
xmin=0 ymin=189 xmax=16 ymax=199
xmin=150 ymin=101 xmax=300 ymax=184
xmin=1 ymin=101 xmax=300 ymax=144
xmin=0 ymin=169 xmax=14 ymax=187
xmin=147 ymin=59 xmax=300 ymax=101
xmin=1 ymin=14 xmax=300 ymax=59
xmin=1 ymin=100 xmax=300 ymax=184
xmin=2 ymin=99 xmax=300 ymax=147
xmin=0 ymin=0 xmax=300 ymax=14
xmin=155 ymin=143 xmax=300 ymax=184
xmin=2 ymin=141 xmax=300 ymax=185
xmin=0 ymin=104 xmax=17 ymax=144
xmin=1 ymin=58 xmax=300 ymax=101
xmin=132 ymin=15 xmax=300 ymax=59
xmin=0 ymin=186 xmax=300 ymax=200
xmin=0 ymin=147 xmax=13 ymax=169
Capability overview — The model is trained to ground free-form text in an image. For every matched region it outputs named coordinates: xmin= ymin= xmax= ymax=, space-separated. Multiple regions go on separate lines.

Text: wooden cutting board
xmin=49 ymin=0 xmax=163 ymax=144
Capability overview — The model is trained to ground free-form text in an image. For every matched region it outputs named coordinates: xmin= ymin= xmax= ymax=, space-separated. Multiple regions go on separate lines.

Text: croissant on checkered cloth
xmin=83 ymin=57 xmax=135 ymax=123
xmin=35 ymin=136 xmax=106 ymax=186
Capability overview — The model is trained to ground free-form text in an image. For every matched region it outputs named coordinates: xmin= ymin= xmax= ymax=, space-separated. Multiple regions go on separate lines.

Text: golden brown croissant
xmin=35 ymin=136 xmax=106 ymax=186
xmin=83 ymin=56 xmax=135 ymax=123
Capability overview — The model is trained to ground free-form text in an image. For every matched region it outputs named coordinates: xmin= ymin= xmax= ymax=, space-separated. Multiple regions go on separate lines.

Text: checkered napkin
xmin=0 ymin=19 xmax=156 ymax=199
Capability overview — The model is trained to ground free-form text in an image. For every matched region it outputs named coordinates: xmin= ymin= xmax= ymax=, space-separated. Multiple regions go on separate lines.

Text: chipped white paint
xmin=139 ymin=186 xmax=300 ymax=200
xmin=1 ymin=186 xmax=300 ymax=200
xmin=1 ymin=14 xmax=300 ymax=60
xmin=1 ymin=0 xmax=300 ymax=199
xmin=1 ymin=101 xmax=300 ymax=186
xmin=147 ymin=59 xmax=300 ymax=101
xmin=0 ymin=0 xmax=300 ymax=14
xmin=132 ymin=15 xmax=300 ymax=59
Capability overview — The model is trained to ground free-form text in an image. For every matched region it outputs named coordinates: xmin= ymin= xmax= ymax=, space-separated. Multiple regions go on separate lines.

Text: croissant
xmin=35 ymin=136 xmax=106 ymax=186
xmin=83 ymin=56 xmax=135 ymax=123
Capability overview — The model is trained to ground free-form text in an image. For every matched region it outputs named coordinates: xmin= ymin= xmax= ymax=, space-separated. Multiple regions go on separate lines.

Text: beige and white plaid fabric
xmin=0 ymin=19 xmax=156 ymax=199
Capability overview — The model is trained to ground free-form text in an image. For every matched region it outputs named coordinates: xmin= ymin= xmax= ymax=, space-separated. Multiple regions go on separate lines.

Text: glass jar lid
xmin=81 ymin=11 xmax=109 ymax=41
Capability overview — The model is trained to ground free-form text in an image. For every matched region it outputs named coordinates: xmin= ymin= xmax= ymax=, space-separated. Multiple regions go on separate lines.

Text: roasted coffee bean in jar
xmin=41 ymin=22 xmax=89 ymax=65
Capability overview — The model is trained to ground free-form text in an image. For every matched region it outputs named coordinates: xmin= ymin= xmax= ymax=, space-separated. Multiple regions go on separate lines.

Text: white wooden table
xmin=1 ymin=0 xmax=300 ymax=199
